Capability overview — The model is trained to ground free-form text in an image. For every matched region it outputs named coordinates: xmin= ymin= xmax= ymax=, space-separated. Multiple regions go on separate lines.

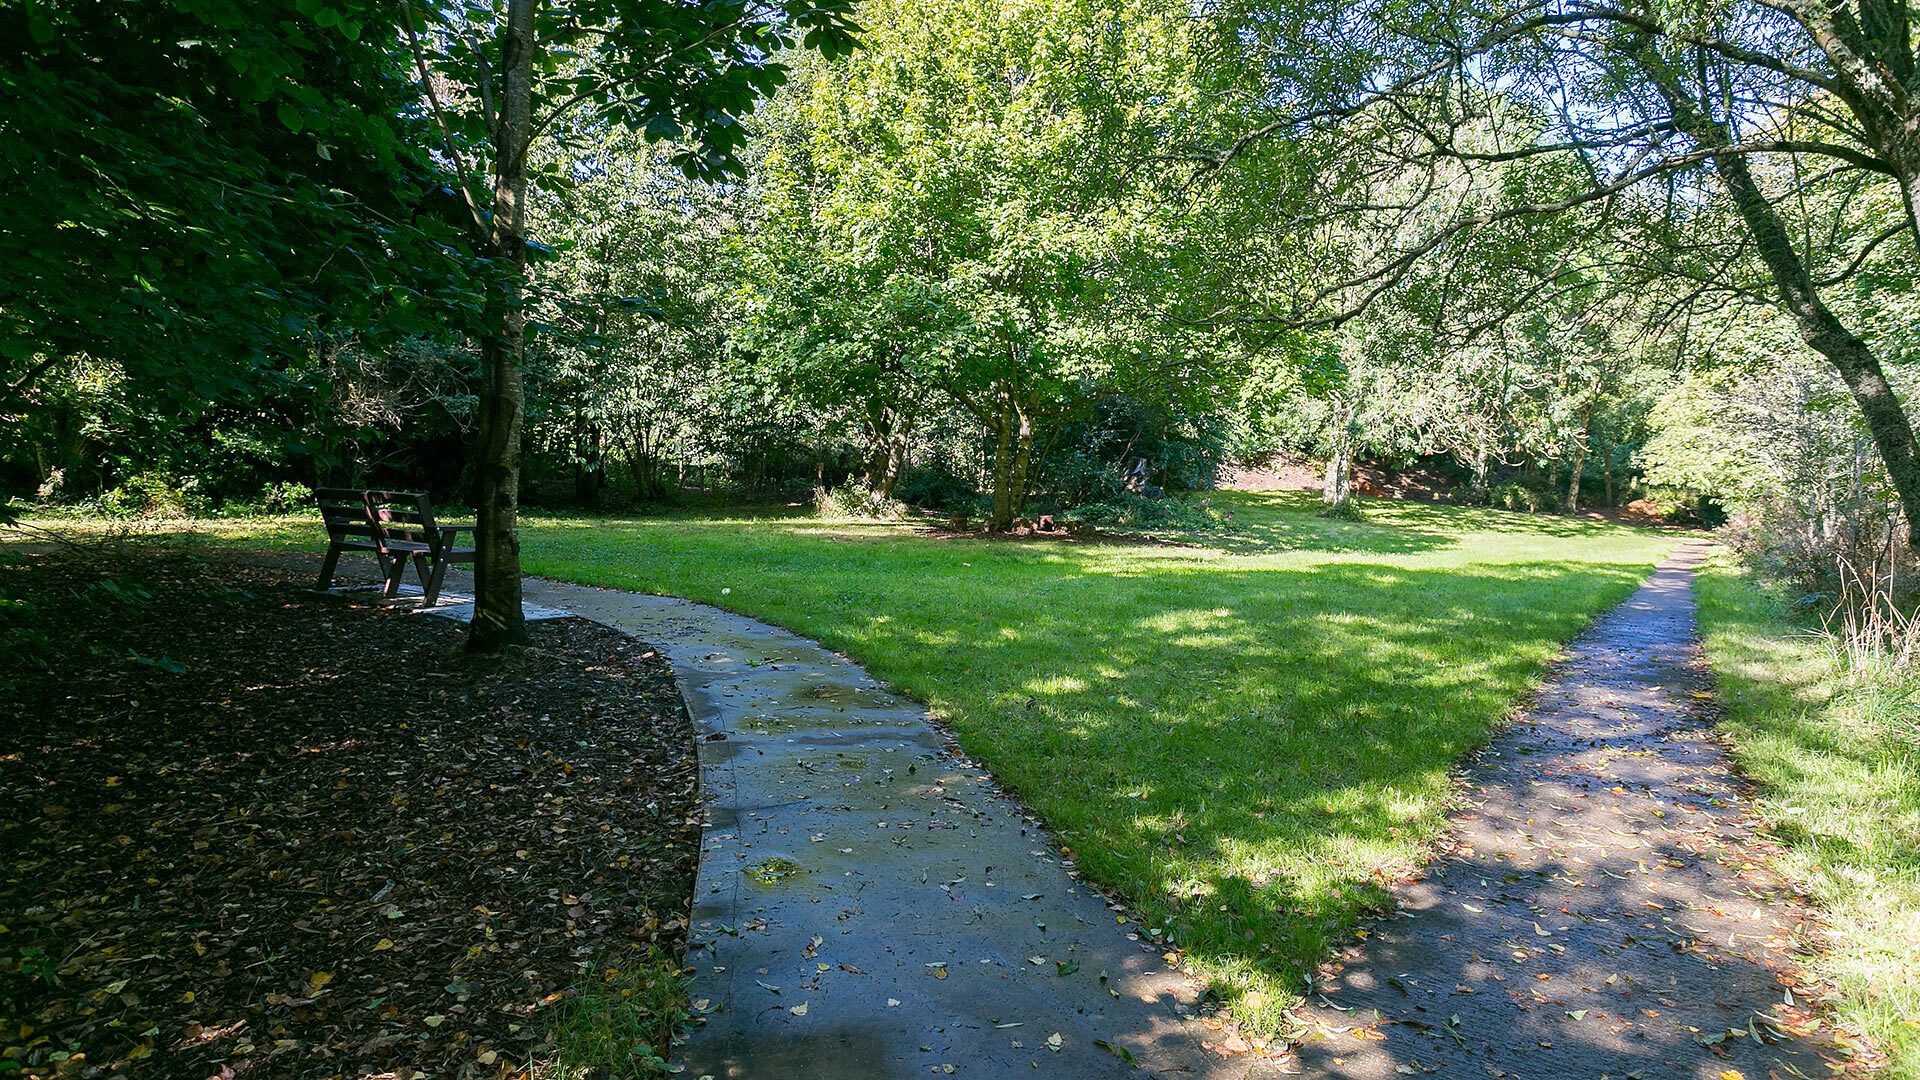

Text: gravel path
xmin=1289 ymin=543 xmax=1846 ymax=1078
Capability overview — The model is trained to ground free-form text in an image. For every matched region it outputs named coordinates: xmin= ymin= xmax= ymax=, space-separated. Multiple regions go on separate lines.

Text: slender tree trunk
xmin=466 ymin=0 xmax=535 ymax=652
xmin=987 ymin=395 xmax=1034 ymax=531
xmin=574 ymin=421 xmax=605 ymax=505
xmin=1322 ymin=395 xmax=1354 ymax=507
xmin=1715 ymin=150 xmax=1920 ymax=554
xmin=1563 ymin=406 xmax=1591 ymax=513
xmin=1563 ymin=435 xmax=1587 ymax=513
xmin=1469 ymin=445 xmax=1490 ymax=502
xmin=629 ymin=453 xmax=665 ymax=501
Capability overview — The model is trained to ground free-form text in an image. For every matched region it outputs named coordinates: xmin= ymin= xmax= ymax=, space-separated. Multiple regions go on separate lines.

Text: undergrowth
xmin=532 ymin=954 xmax=689 ymax=1080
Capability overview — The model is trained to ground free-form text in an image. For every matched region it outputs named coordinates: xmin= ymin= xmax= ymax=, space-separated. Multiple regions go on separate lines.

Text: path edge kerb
xmin=495 ymin=568 xmax=1228 ymax=1068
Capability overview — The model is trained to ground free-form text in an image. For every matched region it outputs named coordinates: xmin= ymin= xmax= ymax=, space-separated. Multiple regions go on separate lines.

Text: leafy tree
xmin=1209 ymin=0 xmax=1920 ymax=549
xmin=400 ymin=0 xmax=858 ymax=648
xmin=749 ymin=0 xmax=1242 ymax=530
xmin=526 ymin=134 xmax=743 ymax=504
xmin=735 ymin=161 xmax=945 ymax=503
xmin=2 ymin=1 xmax=470 ymax=421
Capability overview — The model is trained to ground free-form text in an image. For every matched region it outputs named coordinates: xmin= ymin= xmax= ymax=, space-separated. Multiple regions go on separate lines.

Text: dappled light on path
xmin=171 ymin=494 xmax=1686 ymax=1047
xmin=1290 ymin=544 xmax=1855 ymax=1077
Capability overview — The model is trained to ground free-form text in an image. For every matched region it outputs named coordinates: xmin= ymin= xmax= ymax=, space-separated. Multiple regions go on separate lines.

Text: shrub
xmin=263 ymin=481 xmax=314 ymax=514
xmin=894 ymin=463 xmax=978 ymax=511
xmin=220 ymin=481 xmax=314 ymax=517
xmin=1489 ymin=481 xmax=1545 ymax=512
xmin=1317 ymin=497 xmax=1365 ymax=521
xmin=97 ymin=472 xmax=208 ymax=519
xmin=812 ymin=485 xmax=909 ymax=520
xmin=1723 ymin=495 xmax=1914 ymax=617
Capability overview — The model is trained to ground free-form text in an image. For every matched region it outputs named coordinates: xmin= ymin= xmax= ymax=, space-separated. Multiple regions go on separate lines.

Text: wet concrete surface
xmin=1289 ymin=543 xmax=1845 ymax=1079
xmin=389 ymin=570 xmax=1269 ymax=1080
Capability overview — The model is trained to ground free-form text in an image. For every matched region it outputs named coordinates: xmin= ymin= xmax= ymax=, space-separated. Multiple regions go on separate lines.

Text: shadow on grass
xmin=747 ymin=556 xmax=1657 ymax=1015
xmin=99 ymin=499 xmax=1675 ymax=1032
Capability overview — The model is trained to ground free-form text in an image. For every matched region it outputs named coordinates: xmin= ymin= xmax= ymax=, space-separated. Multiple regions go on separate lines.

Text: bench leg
xmin=411 ymin=553 xmax=432 ymax=598
xmin=379 ymin=552 xmax=405 ymax=598
xmin=315 ymin=545 xmax=343 ymax=591
xmin=424 ymin=557 xmax=449 ymax=606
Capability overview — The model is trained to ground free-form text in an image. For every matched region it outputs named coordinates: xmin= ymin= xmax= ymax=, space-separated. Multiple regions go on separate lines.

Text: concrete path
xmin=1289 ymin=543 xmax=1844 ymax=1078
xmin=392 ymin=572 xmax=1264 ymax=1080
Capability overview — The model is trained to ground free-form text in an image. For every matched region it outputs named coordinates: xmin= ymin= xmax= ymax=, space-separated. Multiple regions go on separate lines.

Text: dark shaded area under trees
xmin=0 ymin=544 xmax=698 ymax=1078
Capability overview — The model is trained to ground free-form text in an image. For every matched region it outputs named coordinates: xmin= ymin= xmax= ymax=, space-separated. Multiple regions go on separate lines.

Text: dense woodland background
xmin=4 ymin=0 xmax=1917 ymax=604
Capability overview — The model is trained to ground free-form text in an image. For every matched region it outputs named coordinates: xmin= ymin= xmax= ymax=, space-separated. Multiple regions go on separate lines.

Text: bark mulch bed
xmin=0 ymin=540 xmax=699 ymax=1079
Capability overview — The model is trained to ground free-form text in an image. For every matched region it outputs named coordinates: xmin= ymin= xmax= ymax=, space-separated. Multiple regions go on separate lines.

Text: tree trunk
xmin=1468 ymin=445 xmax=1490 ymax=502
xmin=629 ymin=447 xmax=667 ymax=501
xmin=863 ymin=404 xmax=909 ymax=499
xmin=1322 ymin=442 xmax=1352 ymax=506
xmin=1562 ymin=428 xmax=1588 ymax=514
xmin=1715 ymin=150 xmax=1920 ymax=554
xmin=987 ymin=397 xmax=1034 ymax=531
xmin=466 ymin=0 xmax=535 ymax=653
xmin=1322 ymin=396 xmax=1354 ymax=507
xmin=574 ymin=421 xmax=605 ymax=505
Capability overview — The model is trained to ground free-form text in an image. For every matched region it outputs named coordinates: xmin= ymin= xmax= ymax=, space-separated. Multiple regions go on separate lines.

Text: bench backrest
xmin=314 ymin=487 xmax=379 ymax=543
xmin=365 ymin=490 xmax=443 ymax=550
xmin=315 ymin=488 xmax=452 ymax=553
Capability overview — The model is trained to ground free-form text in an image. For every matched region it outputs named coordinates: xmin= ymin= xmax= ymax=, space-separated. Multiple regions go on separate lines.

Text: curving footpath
xmin=485 ymin=577 xmax=1263 ymax=1080
xmin=333 ymin=544 xmax=1848 ymax=1079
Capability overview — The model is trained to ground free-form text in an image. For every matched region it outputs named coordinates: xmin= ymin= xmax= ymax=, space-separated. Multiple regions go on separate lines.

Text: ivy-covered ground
xmin=0 ymin=542 xmax=698 ymax=1079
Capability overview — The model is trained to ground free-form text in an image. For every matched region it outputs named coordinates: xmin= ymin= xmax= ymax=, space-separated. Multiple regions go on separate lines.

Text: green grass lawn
xmin=1694 ymin=559 xmax=1920 ymax=1076
xmin=51 ymin=492 xmax=1678 ymax=1030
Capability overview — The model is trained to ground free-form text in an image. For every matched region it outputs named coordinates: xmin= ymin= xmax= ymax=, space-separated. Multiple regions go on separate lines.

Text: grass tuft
xmin=531 ymin=954 xmax=689 ymax=1080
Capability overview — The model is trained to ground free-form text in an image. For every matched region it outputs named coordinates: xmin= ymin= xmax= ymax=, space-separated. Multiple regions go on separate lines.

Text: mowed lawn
xmin=167 ymin=491 xmax=1678 ymax=1028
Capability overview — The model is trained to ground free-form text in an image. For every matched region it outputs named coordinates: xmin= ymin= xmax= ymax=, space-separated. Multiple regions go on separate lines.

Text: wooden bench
xmin=314 ymin=488 xmax=476 ymax=605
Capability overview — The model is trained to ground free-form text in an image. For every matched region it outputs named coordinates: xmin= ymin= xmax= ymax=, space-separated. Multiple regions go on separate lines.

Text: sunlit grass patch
xmin=503 ymin=492 xmax=1673 ymax=1032
xmin=1696 ymin=559 xmax=1920 ymax=1076
xmin=531 ymin=953 xmax=688 ymax=1080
